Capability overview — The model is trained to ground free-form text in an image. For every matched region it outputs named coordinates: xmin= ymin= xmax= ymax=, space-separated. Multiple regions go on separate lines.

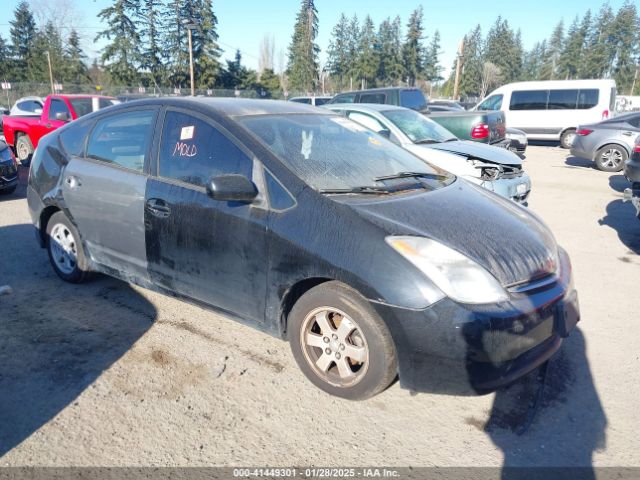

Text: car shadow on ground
xmin=598 ymin=199 xmax=640 ymax=254
xmin=0 ymin=223 xmax=156 ymax=458
xmin=608 ymin=174 xmax=629 ymax=193
xmin=564 ymin=156 xmax=594 ymax=169
xmin=479 ymin=329 xmax=606 ymax=479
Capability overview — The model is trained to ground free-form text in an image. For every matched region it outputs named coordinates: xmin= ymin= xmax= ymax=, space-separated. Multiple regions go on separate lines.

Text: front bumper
xmin=480 ymin=173 xmax=532 ymax=205
xmin=372 ymin=250 xmax=579 ymax=395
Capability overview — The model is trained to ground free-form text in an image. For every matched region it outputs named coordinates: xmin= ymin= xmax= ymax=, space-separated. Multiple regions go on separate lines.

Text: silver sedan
xmin=570 ymin=112 xmax=640 ymax=172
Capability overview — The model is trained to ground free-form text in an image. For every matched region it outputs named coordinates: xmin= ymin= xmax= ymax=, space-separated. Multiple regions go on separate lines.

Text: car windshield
xmin=381 ymin=109 xmax=458 ymax=144
xmin=238 ymin=114 xmax=452 ymax=191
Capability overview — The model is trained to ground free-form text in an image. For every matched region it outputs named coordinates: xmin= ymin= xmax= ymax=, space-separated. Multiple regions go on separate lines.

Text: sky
xmin=0 ymin=0 xmax=631 ymax=80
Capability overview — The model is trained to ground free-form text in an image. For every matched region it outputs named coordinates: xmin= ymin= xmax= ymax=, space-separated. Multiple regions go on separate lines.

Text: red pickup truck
xmin=3 ymin=94 xmax=119 ymax=163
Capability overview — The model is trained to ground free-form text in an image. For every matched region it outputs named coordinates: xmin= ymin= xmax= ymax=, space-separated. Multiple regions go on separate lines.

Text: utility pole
xmin=182 ymin=19 xmax=197 ymax=96
xmin=45 ymin=51 xmax=54 ymax=95
xmin=453 ymin=38 xmax=464 ymax=101
xmin=630 ymin=66 xmax=639 ymax=96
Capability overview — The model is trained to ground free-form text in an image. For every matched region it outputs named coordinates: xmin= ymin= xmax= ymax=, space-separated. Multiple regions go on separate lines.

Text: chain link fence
xmin=0 ymin=82 xmax=313 ymax=107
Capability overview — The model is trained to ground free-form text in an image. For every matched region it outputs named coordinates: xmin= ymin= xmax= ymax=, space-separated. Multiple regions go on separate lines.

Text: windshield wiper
xmin=318 ymin=186 xmax=392 ymax=195
xmin=414 ymin=139 xmax=439 ymax=145
xmin=374 ymin=171 xmax=445 ymax=182
xmin=444 ymin=138 xmax=458 ymax=142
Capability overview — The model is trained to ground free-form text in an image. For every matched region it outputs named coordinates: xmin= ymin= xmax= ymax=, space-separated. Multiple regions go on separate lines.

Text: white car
xmin=475 ymin=79 xmax=617 ymax=148
xmin=9 ymin=96 xmax=44 ymax=116
xmin=326 ymin=103 xmax=531 ymax=204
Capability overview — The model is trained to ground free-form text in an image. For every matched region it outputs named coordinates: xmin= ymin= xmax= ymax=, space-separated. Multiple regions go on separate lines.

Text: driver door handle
xmin=146 ymin=198 xmax=171 ymax=218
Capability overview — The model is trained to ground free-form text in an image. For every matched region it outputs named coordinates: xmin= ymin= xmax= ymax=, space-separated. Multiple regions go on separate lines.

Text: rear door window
xmin=86 ymin=109 xmax=156 ymax=172
xmin=509 ymin=90 xmax=549 ymax=110
xmin=59 ymin=120 xmax=93 ymax=156
xmin=577 ymin=89 xmax=599 ymax=109
xmin=158 ymin=110 xmax=253 ymax=188
xmin=547 ymin=90 xmax=578 ymax=109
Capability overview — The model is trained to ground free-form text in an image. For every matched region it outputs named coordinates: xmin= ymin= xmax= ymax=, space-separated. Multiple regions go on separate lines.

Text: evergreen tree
xmin=0 ymin=35 xmax=10 ymax=81
xmin=582 ymin=5 xmax=616 ymax=78
xmin=96 ymin=0 xmax=142 ymax=85
xmin=522 ymin=40 xmax=547 ymax=80
xmin=539 ymin=20 xmax=564 ymax=80
xmin=423 ymin=30 xmax=443 ymax=84
xmin=356 ymin=15 xmax=378 ymax=88
xmin=65 ymin=29 xmax=89 ymax=84
xmin=29 ymin=22 xmax=65 ymax=84
xmin=256 ymin=68 xmax=282 ymax=97
xmin=327 ymin=14 xmax=350 ymax=89
xmin=575 ymin=11 xmax=594 ymax=78
xmin=138 ymin=0 xmax=164 ymax=87
xmin=9 ymin=1 xmax=37 ymax=81
xmin=459 ymin=25 xmax=483 ymax=97
xmin=345 ymin=15 xmax=361 ymax=86
xmin=611 ymin=1 xmax=639 ymax=94
xmin=161 ymin=0 xmax=188 ymax=87
xmin=402 ymin=6 xmax=425 ymax=86
xmin=286 ymin=0 xmax=320 ymax=92
xmin=484 ymin=17 xmax=522 ymax=83
xmin=377 ymin=16 xmax=404 ymax=85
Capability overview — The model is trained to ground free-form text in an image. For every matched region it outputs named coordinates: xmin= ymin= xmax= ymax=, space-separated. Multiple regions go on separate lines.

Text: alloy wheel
xmin=49 ymin=223 xmax=78 ymax=275
xmin=300 ymin=306 xmax=369 ymax=388
xmin=600 ymin=148 xmax=623 ymax=169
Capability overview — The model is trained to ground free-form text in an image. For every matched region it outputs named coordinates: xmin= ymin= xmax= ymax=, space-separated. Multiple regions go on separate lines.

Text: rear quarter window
xmin=59 ymin=121 xmax=93 ymax=156
xmin=577 ymin=89 xmax=599 ymax=109
xmin=360 ymin=93 xmax=386 ymax=104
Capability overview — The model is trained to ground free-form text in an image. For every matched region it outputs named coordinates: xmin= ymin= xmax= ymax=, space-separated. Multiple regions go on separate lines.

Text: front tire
xmin=288 ymin=281 xmax=397 ymax=400
xmin=560 ymin=129 xmax=576 ymax=149
xmin=595 ymin=144 xmax=628 ymax=172
xmin=15 ymin=134 xmax=34 ymax=163
xmin=46 ymin=211 xmax=90 ymax=283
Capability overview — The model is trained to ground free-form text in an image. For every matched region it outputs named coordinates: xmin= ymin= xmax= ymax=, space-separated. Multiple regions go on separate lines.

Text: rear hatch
xmin=428 ymin=111 xmax=506 ymax=144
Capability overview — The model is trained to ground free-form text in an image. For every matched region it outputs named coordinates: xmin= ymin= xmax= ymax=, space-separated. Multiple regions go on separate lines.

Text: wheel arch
xmin=279 ymin=277 xmax=334 ymax=336
xmin=594 ymin=141 xmax=631 ymax=159
xmin=39 ymin=205 xmax=61 ymax=247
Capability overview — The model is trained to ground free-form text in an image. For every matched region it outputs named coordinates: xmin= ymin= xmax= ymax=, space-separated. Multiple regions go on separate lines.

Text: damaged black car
xmin=27 ymin=98 xmax=579 ymax=399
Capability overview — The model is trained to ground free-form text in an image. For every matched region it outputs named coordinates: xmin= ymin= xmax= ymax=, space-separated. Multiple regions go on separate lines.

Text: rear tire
xmin=560 ymin=129 xmax=576 ymax=149
xmin=595 ymin=144 xmax=628 ymax=172
xmin=15 ymin=134 xmax=34 ymax=163
xmin=288 ymin=281 xmax=397 ymax=400
xmin=46 ymin=211 xmax=90 ymax=283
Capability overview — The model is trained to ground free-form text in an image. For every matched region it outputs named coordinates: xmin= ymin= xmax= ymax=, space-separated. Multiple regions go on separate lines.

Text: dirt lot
xmin=0 ymin=145 xmax=639 ymax=469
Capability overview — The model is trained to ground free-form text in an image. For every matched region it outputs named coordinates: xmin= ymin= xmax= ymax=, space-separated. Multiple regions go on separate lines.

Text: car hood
xmin=342 ymin=179 xmax=558 ymax=287
xmin=427 ymin=140 xmax=522 ymax=166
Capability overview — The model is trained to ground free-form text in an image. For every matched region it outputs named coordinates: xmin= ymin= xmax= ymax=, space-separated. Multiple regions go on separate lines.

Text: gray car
xmin=326 ymin=103 xmax=531 ymax=204
xmin=570 ymin=112 xmax=640 ymax=172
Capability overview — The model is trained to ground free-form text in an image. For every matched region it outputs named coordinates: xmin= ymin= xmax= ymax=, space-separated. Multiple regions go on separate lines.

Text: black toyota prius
xmin=27 ymin=98 xmax=579 ymax=400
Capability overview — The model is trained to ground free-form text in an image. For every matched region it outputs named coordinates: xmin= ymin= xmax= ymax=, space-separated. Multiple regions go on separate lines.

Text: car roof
xmin=104 ymin=97 xmax=333 ymax=117
xmin=326 ymin=103 xmax=404 ymax=114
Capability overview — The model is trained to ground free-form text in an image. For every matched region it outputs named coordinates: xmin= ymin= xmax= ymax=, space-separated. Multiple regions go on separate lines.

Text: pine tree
xmin=161 ymin=0 xmax=188 ymax=87
xmin=459 ymin=25 xmax=483 ymax=97
xmin=9 ymin=1 xmax=37 ymax=81
xmin=575 ymin=11 xmax=593 ymax=78
xmin=611 ymin=1 xmax=639 ymax=94
xmin=423 ymin=31 xmax=443 ymax=84
xmin=346 ymin=15 xmax=361 ymax=86
xmin=377 ymin=16 xmax=404 ymax=86
xmin=522 ymin=41 xmax=547 ymax=81
xmin=96 ymin=0 xmax=142 ymax=86
xmin=138 ymin=0 xmax=164 ymax=87
xmin=402 ymin=6 xmax=425 ymax=86
xmin=286 ymin=0 xmax=320 ymax=92
xmin=0 ymin=35 xmax=10 ymax=82
xmin=193 ymin=0 xmax=222 ymax=88
xmin=28 ymin=22 xmax=65 ymax=84
xmin=327 ymin=14 xmax=350 ymax=89
xmin=484 ymin=17 xmax=521 ymax=83
xmin=539 ymin=21 xmax=564 ymax=80
xmin=356 ymin=15 xmax=378 ymax=88
xmin=65 ymin=29 xmax=89 ymax=84
xmin=582 ymin=5 xmax=615 ymax=78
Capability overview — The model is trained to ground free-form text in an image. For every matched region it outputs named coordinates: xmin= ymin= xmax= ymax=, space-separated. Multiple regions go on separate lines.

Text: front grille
xmin=508 ymin=273 xmax=558 ymax=294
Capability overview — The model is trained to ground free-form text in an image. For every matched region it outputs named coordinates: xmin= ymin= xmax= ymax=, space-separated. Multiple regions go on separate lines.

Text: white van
xmin=476 ymin=79 xmax=617 ymax=148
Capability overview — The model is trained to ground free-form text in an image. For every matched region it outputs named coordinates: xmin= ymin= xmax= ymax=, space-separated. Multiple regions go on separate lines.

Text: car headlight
xmin=386 ymin=236 xmax=509 ymax=304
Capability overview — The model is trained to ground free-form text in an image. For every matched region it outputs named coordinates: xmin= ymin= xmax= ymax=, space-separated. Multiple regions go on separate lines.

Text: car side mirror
xmin=206 ymin=174 xmax=258 ymax=203
xmin=55 ymin=112 xmax=71 ymax=122
xmin=378 ymin=129 xmax=391 ymax=139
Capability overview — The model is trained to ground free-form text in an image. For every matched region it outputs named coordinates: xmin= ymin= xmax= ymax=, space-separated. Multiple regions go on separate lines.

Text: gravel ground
xmin=0 ymin=145 xmax=638 ymax=468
